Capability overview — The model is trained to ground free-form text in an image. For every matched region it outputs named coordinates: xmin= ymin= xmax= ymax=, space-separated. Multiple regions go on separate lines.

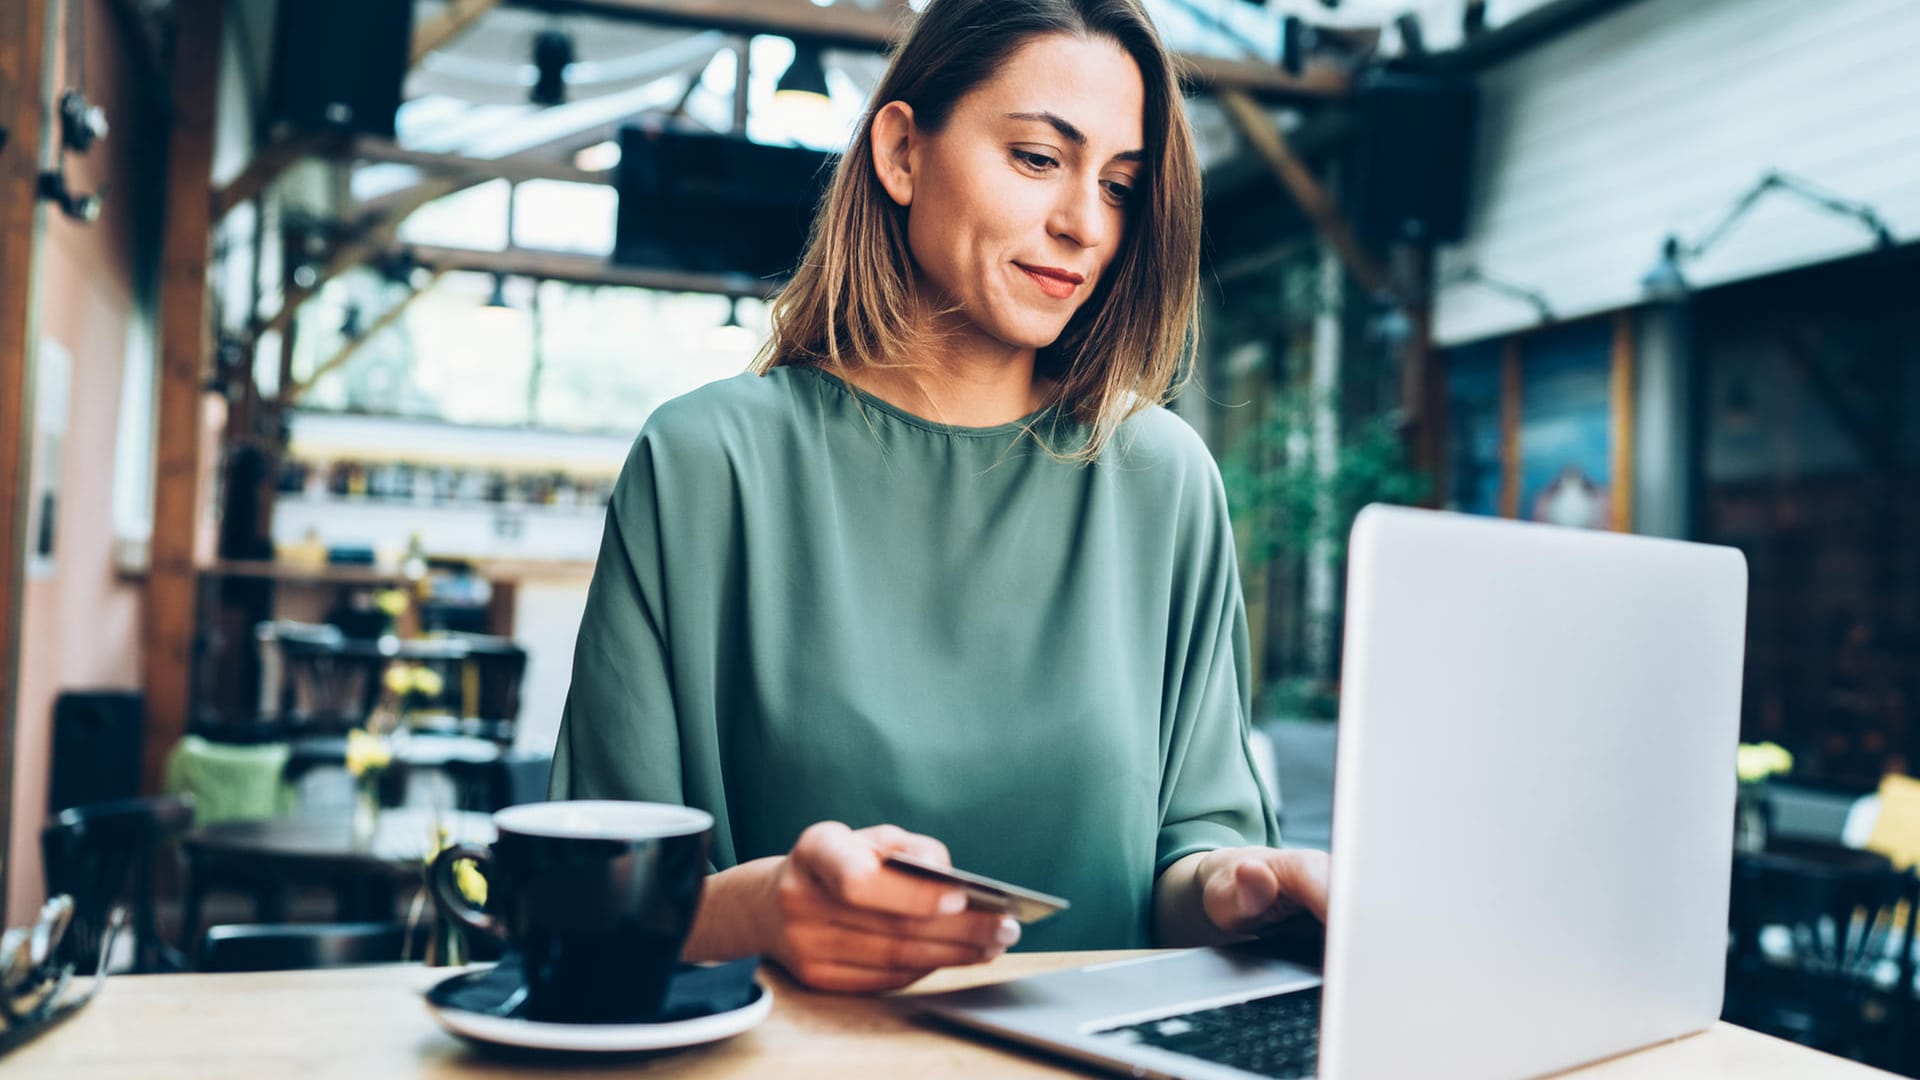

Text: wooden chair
xmin=1726 ymin=842 xmax=1920 ymax=1070
xmin=41 ymin=795 xmax=195 ymax=974
xmin=256 ymin=620 xmax=387 ymax=736
xmin=404 ymin=633 xmax=528 ymax=746
xmin=198 ymin=921 xmax=421 ymax=972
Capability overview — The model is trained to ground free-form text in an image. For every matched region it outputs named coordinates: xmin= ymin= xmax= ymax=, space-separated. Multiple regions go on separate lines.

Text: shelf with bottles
xmin=275 ymin=455 xmax=618 ymax=514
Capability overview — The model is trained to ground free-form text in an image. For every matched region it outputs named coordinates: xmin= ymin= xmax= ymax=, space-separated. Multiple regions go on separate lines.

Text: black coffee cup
xmin=429 ymin=800 xmax=713 ymax=1024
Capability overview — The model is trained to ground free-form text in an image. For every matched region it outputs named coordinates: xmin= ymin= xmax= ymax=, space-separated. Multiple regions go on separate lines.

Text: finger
xmin=861 ymin=825 xmax=970 ymax=904
xmin=1232 ymin=857 xmax=1284 ymax=921
xmin=780 ymin=869 xmax=1017 ymax=950
xmin=798 ymin=824 xmax=964 ymax=918
xmin=859 ymin=824 xmax=952 ymax=867
xmin=802 ymin=895 xmax=1015 ymax=947
xmin=782 ymin=958 xmax=937 ymax=995
xmin=821 ymin=906 xmax=1022 ymax=952
xmin=1273 ymin=850 xmax=1331 ymax=922
xmin=1202 ymin=852 xmax=1281 ymax=933
xmin=791 ymin=922 xmax=1001 ymax=973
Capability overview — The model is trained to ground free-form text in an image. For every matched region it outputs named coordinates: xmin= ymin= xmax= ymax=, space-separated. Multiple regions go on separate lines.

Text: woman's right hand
xmin=761 ymin=821 xmax=1022 ymax=993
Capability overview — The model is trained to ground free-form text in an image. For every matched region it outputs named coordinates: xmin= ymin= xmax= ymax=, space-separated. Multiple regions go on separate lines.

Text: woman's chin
xmin=984 ymin=313 xmax=1075 ymax=353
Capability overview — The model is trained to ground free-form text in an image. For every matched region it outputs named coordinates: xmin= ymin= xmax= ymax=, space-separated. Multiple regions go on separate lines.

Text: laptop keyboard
xmin=1093 ymin=986 xmax=1320 ymax=1079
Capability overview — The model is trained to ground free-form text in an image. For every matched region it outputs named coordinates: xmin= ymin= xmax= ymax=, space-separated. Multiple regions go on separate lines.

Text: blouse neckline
xmin=789 ymin=364 xmax=1066 ymax=439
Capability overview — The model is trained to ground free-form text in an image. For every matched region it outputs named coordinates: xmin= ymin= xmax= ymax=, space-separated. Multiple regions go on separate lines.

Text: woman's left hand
xmin=1195 ymin=846 xmax=1330 ymax=936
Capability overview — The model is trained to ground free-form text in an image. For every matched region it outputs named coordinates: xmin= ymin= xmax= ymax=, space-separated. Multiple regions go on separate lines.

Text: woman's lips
xmin=1018 ymin=264 xmax=1080 ymax=300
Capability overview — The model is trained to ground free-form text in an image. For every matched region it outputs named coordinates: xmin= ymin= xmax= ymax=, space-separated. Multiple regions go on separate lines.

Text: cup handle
xmin=429 ymin=843 xmax=506 ymax=940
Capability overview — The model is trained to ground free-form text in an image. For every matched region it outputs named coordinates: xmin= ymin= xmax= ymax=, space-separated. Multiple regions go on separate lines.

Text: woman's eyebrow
xmin=1005 ymin=111 xmax=1146 ymax=163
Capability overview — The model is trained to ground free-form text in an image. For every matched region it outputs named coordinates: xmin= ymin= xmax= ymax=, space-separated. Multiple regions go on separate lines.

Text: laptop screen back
xmin=1320 ymin=507 xmax=1747 ymax=1079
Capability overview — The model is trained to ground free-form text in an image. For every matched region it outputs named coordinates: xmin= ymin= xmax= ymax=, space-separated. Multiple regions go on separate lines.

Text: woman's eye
xmin=1103 ymin=180 xmax=1134 ymax=204
xmin=1012 ymin=148 xmax=1059 ymax=171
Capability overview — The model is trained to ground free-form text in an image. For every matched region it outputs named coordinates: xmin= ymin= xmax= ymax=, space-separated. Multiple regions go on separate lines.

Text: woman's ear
xmin=870 ymin=100 xmax=917 ymax=208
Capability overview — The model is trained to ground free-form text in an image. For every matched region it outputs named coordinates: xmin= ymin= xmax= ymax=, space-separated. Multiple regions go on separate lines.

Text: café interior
xmin=3 ymin=0 xmax=1919 ymax=1076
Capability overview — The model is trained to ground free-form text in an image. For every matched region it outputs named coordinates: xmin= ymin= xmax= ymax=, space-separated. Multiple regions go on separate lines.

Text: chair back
xmin=430 ymin=632 xmax=527 ymax=724
xmin=41 ymin=794 xmax=195 ymax=973
xmin=257 ymin=621 xmax=385 ymax=733
xmin=403 ymin=634 xmax=528 ymax=745
xmin=49 ymin=691 xmax=144 ymax=812
xmin=1729 ymin=851 xmax=1920 ymax=1064
xmin=198 ymin=921 xmax=418 ymax=972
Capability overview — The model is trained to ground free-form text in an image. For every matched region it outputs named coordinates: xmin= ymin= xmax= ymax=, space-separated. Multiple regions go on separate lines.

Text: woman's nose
xmin=1047 ymin=178 xmax=1108 ymax=250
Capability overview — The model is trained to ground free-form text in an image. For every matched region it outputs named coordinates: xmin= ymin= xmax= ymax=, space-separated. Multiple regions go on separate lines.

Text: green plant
xmin=1220 ymin=387 xmax=1431 ymax=568
xmin=1258 ymin=674 xmax=1341 ymax=721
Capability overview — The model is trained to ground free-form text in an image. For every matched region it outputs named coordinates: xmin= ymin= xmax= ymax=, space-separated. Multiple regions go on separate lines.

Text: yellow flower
xmin=373 ymin=589 xmax=410 ymax=618
xmin=425 ymin=831 xmax=489 ymax=907
xmin=383 ymin=663 xmax=415 ymax=697
xmin=453 ymin=859 xmax=488 ymax=907
xmin=409 ymin=666 xmax=445 ymax=699
xmin=345 ymin=728 xmax=392 ymax=777
xmin=1736 ymin=742 xmax=1793 ymax=783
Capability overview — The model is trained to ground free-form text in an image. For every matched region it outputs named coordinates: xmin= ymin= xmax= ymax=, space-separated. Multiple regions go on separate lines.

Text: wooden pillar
xmin=1499 ymin=336 xmax=1523 ymax=519
xmin=1396 ymin=244 xmax=1446 ymax=507
xmin=1609 ymin=311 xmax=1636 ymax=532
xmin=0 ymin=0 xmax=52 ymax=910
xmin=143 ymin=0 xmax=224 ymax=794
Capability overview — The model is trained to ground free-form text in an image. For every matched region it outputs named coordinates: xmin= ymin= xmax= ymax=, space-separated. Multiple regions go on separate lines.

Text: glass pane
xmin=298 ymin=270 xmax=536 ymax=427
xmin=293 ymin=273 xmax=768 ymax=437
xmin=512 ymin=179 xmax=618 ymax=255
xmin=409 ymin=272 xmax=536 ymax=426
xmin=531 ymin=284 xmax=764 ymax=435
xmin=399 ymin=179 xmax=513 ymax=251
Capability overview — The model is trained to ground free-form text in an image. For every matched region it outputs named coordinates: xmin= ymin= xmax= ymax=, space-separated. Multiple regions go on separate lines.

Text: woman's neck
xmin=843 ymin=295 xmax=1054 ymax=427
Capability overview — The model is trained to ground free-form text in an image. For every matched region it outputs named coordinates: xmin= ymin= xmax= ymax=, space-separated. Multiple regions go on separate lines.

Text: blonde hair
xmin=753 ymin=0 xmax=1201 ymax=463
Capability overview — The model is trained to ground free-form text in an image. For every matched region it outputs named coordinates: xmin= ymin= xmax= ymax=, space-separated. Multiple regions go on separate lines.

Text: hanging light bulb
xmin=772 ymin=39 xmax=839 ymax=147
xmin=775 ymin=40 xmax=831 ymax=107
xmin=476 ymin=273 xmax=530 ymax=339
xmin=709 ymin=296 xmax=758 ymax=352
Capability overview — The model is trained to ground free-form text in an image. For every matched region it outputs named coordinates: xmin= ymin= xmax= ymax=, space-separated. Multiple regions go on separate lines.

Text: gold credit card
xmin=882 ymin=852 xmax=1070 ymax=924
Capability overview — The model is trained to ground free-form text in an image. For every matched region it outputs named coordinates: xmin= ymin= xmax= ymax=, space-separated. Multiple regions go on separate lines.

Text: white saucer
xmin=425 ymin=969 xmax=772 ymax=1053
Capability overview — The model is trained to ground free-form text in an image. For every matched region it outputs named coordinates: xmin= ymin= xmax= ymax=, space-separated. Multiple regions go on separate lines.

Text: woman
xmin=552 ymin=0 xmax=1329 ymax=994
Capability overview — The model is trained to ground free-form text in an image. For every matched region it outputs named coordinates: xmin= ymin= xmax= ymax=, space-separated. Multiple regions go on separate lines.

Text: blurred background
xmin=0 ymin=0 xmax=1916 ymax=1068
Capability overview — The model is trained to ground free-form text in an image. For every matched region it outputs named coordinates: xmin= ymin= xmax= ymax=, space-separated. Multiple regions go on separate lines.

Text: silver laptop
xmin=920 ymin=505 xmax=1749 ymax=1079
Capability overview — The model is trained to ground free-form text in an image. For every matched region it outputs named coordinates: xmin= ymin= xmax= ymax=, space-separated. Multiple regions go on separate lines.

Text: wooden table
xmin=4 ymin=951 xmax=1898 ymax=1078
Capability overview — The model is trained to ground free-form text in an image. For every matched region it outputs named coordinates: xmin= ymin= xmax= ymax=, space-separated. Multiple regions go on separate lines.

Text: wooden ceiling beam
xmin=211 ymin=131 xmax=343 ymax=221
xmin=1218 ymin=88 xmax=1387 ymax=297
xmin=250 ymin=175 xmax=473 ymax=344
xmin=250 ymin=134 xmax=617 ymax=344
xmin=522 ymin=0 xmax=911 ymax=51
xmin=413 ymin=0 xmax=502 ymax=66
xmin=1179 ymin=55 xmax=1349 ymax=102
xmin=349 ymin=136 xmax=612 ymax=187
xmin=525 ymin=0 xmax=1349 ymax=100
xmin=402 ymin=242 xmax=781 ymax=298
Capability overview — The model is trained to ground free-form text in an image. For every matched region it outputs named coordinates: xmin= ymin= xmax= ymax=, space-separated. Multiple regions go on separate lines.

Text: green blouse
xmin=550 ymin=364 xmax=1278 ymax=949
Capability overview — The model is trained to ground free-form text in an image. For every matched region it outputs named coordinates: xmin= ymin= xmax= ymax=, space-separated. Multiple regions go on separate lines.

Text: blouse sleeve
xmin=548 ymin=434 xmax=686 ymax=804
xmin=1153 ymin=458 xmax=1282 ymax=879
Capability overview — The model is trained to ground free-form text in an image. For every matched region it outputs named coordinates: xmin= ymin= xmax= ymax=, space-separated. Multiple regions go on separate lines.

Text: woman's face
xmin=872 ymin=33 xmax=1147 ymax=358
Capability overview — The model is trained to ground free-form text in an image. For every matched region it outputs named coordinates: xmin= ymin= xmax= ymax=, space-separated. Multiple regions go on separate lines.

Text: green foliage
xmin=1257 ymin=673 xmax=1342 ymax=722
xmin=1221 ymin=387 xmax=1432 ymax=568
